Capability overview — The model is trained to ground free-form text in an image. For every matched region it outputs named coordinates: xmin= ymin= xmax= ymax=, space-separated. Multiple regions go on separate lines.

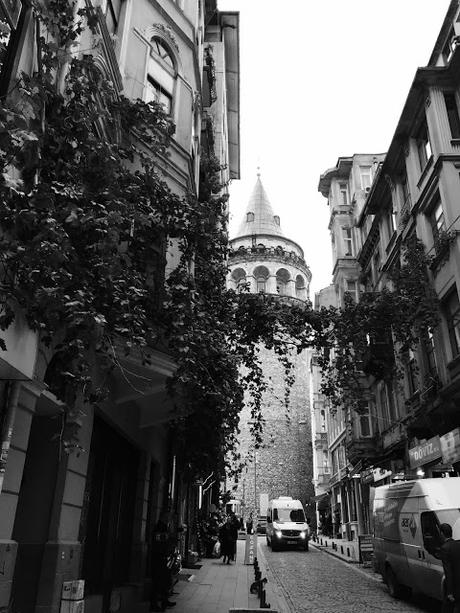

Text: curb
xmin=310 ymin=540 xmax=359 ymax=564
xmin=256 ymin=539 xmax=292 ymax=613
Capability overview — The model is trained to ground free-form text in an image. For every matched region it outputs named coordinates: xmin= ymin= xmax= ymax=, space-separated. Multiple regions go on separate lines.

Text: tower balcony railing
xmin=238 ymin=291 xmax=308 ymax=306
xmin=229 ymin=244 xmax=311 ymax=274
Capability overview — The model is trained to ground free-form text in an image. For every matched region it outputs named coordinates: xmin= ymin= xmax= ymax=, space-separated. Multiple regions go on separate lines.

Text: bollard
xmin=260 ymin=588 xmax=271 ymax=609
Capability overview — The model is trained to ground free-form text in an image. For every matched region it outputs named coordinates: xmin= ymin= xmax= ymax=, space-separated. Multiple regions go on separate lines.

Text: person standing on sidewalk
xmin=150 ymin=511 xmax=176 ymax=611
xmin=246 ymin=513 xmax=254 ymax=535
xmin=219 ymin=516 xmax=238 ymax=564
xmin=440 ymin=523 xmax=460 ymax=613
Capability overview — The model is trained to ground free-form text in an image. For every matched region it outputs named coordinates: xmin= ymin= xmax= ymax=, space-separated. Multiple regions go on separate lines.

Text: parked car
xmin=257 ymin=514 xmax=267 ymax=534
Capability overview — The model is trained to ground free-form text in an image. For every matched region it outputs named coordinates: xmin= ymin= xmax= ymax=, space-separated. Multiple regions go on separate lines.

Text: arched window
xmin=253 ymin=266 xmax=269 ymax=293
xmin=273 ymin=215 xmax=280 ymax=226
xmin=296 ymin=275 xmax=307 ymax=300
xmin=276 ymin=268 xmax=290 ymax=295
xmin=247 ymin=212 xmax=255 ymax=222
xmin=231 ymin=268 xmax=247 ymax=292
xmin=146 ymin=36 xmax=176 ymax=114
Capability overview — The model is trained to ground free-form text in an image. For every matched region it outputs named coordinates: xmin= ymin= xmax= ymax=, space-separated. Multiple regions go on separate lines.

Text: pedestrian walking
xmin=150 ymin=511 xmax=176 ymax=611
xmin=246 ymin=513 xmax=253 ymax=535
xmin=219 ymin=516 xmax=238 ymax=564
xmin=440 ymin=523 xmax=460 ymax=613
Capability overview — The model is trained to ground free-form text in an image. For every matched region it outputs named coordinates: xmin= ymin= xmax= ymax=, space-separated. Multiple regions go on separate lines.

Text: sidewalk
xmin=171 ymin=537 xmax=287 ymax=613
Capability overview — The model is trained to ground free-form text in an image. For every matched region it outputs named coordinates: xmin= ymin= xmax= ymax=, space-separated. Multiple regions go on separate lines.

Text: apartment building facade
xmin=313 ymin=0 xmax=460 ymax=542
xmin=0 ymin=2 xmax=239 ymax=613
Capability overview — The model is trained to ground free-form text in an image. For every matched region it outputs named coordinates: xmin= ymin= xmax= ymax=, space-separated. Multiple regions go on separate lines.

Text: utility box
xmin=61 ymin=580 xmax=85 ymax=613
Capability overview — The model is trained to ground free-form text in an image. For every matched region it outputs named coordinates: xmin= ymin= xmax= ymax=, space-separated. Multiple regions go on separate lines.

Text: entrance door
xmin=80 ymin=416 xmax=139 ymax=606
xmin=11 ymin=415 xmax=61 ymax=613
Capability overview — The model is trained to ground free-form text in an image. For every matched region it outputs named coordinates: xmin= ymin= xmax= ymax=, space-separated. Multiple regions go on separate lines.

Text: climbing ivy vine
xmin=0 ymin=2 xmax=442 ymax=482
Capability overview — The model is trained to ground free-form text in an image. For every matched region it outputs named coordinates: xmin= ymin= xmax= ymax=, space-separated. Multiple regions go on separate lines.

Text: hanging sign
xmin=440 ymin=428 xmax=460 ymax=464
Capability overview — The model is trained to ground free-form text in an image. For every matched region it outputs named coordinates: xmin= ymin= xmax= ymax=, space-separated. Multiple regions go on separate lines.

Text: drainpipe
xmin=0 ymin=381 xmax=21 ymax=495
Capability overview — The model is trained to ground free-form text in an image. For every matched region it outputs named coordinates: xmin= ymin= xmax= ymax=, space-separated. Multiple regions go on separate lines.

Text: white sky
xmin=218 ymin=0 xmax=452 ymax=296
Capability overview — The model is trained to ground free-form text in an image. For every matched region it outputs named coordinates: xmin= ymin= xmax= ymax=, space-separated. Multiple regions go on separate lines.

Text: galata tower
xmin=227 ymin=172 xmax=315 ymax=523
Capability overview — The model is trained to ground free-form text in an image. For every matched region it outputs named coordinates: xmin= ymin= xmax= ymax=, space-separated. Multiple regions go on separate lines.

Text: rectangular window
xmin=406 ymin=348 xmax=419 ymax=396
xmin=421 ymin=329 xmax=438 ymax=377
xmin=345 ymin=279 xmax=358 ymax=302
xmin=359 ymin=166 xmax=372 ymax=190
xmin=342 ymin=227 xmax=353 ymax=256
xmin=146 ymin=76 xmax=172 ymax=114
xmin=105 ymin=0 xmax=122 ymax=35
xmin=442 ymin=27 xmax=455 ymax=64
xmin=339 ymin=182 xmax=349 ymax=205
xmin=444 ymin=92 xmax=460 ymax=139
xmin=444 ymin=288 xmax=460 ymax=357
xmin=372 ymin=248 xmax=381 ymax=282
xmin=430 ymin=199 xmax=446 ymax=243
xmin=416 ymin=119 xmax=432 ymax=171
xmin=401 ymin=171 xmax=411 ymax=209
xmin=359 ymin=405 xmax=372 ymax=438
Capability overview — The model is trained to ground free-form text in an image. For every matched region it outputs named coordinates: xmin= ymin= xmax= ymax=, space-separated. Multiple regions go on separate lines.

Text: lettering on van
xmin=401 ymin=514 xmax=417 ymax=538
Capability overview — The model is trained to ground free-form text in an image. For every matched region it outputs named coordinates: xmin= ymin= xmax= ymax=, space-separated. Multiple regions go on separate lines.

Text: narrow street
xmin=260 ymin=539 xmax=441 ymax=613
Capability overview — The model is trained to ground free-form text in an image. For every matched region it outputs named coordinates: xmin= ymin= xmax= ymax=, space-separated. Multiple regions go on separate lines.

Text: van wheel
xmin=385 ymin=566 xmax=403 ymax=599
xmin=271 ymin=541 xmax=279 ymax=552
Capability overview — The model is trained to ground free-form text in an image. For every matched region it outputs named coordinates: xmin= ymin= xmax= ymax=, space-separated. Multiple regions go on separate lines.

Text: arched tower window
xmin=276 ymin=268 xmax=290 ymax=295
xmin=296 ymin=275 xmax=307 ymax=300
xmin=273 ymin=215 xmax=280 ymax=226
xmin=231 ymin=268 xmax=247 ymax=292
xmin=253 ymin=266 xmax=269 ymax=293
xmin=247 ymin=212 xmax=255 ymax=222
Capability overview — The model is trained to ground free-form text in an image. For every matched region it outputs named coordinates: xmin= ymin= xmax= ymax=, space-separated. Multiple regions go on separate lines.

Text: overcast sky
xmin=218 ymin=0 xmax=452 ymax=296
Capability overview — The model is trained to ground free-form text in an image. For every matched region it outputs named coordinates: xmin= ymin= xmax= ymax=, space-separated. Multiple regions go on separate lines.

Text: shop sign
xmin=358 ymin=534 xmax=373 ymax=564
xmin=361 ymin=467 xmax=374 ymax=484
xmin=372 ymin=467 xmax=392 ymax=483
xmin=409 ymin=435 xmax=441 ymax=468
xmin=440 ymin=428 xmax=460 ymax=464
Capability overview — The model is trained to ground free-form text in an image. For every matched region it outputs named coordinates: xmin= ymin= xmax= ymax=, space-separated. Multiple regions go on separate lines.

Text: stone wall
xmin=230 ymin=346 xmax=314 ymax=521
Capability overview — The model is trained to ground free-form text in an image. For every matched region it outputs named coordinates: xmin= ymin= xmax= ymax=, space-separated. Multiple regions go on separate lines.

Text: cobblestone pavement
xmin=260 ymin=540 xmax=441 ymax=613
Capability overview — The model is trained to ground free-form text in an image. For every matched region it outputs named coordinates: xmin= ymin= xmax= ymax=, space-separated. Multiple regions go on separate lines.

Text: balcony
xmin=317 ymin=470 xmax=331 ymax=486
xmin=314 ymin=432 xmax=328 ymax=449
xmin=345 ymin=431 xmax=381 ymax=465
xmin=381 ymin=421 xmax=406 ymax=450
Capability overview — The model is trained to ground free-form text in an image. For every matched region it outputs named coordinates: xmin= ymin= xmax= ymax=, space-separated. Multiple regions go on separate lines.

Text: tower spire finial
xmin=256 ymin=165 xmax=261 ymax=178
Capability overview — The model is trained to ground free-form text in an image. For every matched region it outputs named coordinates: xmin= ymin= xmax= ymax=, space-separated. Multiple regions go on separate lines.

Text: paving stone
xmin=261 ymin=539 xmax=440 ymax=613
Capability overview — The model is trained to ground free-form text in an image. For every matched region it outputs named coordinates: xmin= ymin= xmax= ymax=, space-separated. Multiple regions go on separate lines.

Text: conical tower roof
xmin=236 ymin=173 xmax=284 ymax=238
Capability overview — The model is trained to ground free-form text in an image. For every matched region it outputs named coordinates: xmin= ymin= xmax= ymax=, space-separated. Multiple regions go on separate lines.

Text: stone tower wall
xmin=230 ymin=346 xmax=314 ymax=521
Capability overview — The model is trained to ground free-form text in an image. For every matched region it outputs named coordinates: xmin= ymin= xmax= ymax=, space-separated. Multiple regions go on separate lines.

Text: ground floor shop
xmin=0 ymin=373 xmax=210 ymax=613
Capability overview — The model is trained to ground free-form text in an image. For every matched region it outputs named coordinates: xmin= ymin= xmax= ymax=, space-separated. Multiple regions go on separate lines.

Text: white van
xmin=371 ymin=477 xmax=460 ymax=601
xmin=266 ymin=496 xmax=309 ymax=551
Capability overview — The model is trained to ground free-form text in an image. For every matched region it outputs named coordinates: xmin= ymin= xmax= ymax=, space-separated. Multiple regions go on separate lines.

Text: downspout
xmin=0 ymin=381 xmax=21 ymax=495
